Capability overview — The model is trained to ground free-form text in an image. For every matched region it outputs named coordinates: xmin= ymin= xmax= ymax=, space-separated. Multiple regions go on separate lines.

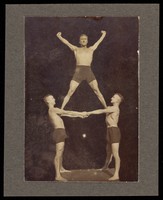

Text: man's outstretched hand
xmin=56 ymin=32 xmax=62 ymax=37
xmin=101 ymin=30 xmax=106 ymax=35
xmin=80 ymin=111 xmax=90 ymax=118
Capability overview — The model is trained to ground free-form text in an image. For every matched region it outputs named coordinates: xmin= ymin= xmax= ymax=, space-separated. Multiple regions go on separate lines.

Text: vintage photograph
xmin=25 ymin=17 xmax=138 ymax=182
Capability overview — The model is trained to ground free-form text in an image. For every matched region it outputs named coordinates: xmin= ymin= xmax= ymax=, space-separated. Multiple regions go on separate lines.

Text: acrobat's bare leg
xmin=102 ymin=143 xmax=112 ymax=170
xmin=60 ymin=156 xmax=71 ymax=172
xmin=102 ymin=154 xmax=113 ymax=170
xmin=109 ymin=143 xmax=120 ymax=181
xmin=89 ymin=80 xmax=107 ymax=108
xmin=61 ymin=80 xmax=79 ymax=109
xmin=54 ymin=142 xmax=67 ymax=181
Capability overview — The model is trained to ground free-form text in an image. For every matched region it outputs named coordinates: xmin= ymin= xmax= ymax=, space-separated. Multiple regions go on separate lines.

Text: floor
xmin=60 ymin=168 xmax=116 ymax=182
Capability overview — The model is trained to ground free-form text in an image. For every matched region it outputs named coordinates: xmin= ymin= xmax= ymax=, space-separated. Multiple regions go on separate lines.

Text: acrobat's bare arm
xmin=53 ymin=107 xmax=85 ymax=118
xmin=87 ymin=106 xmax=117 ymax=116
xmin=90 ymin=30 xmax=106 ymax=51
xmin=61 ymin=112 xmax=85 ymax=118
xmin=56 ymin=32 xmax=77 ymax=51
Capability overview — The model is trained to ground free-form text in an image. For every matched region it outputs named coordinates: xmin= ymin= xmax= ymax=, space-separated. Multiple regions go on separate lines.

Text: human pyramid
xmin=44 ymin=31 xmax=124 ymax=182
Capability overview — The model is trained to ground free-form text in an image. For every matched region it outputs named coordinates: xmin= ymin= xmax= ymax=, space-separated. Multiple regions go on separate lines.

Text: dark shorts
xmin=52 ymin=128 xmax=68 ymax=144
xmin=106 ymin=127 xmax=121 ymax=144
xmin=72 ymin=65 xmax=96 ymax=83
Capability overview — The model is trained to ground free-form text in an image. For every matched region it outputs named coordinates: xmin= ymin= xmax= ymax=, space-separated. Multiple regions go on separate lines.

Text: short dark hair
xmin=115 ymin=93 xmax=124 ymax=103
xmin=80 ymin=34 xmax=88 ymax=38
xmin=43 ymin=94 xmax=52 ymax=104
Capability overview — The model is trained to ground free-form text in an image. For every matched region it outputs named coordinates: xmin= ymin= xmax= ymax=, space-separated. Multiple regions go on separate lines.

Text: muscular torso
xmin=105 ymin=108 xmax=120 ymax=127
xmin=74 ymin=47 xmax=94 ymax=66
xmin=48 ymin=108 xmax=65 ymax=129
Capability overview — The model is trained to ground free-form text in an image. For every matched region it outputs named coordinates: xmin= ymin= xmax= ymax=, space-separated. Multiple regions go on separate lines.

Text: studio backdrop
xmin=25 ymin=17 xmax=138 ymax=181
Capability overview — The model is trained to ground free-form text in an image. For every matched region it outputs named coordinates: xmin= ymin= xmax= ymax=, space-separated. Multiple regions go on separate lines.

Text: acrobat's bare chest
xmin=76 ymin=48 xmax=93 ymax=57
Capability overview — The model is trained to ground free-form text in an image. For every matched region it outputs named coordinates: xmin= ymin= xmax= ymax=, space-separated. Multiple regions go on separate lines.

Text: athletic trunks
xmin=72 ymin=65 xmax=96 ymax=83
xmin=52 ymin=128 xmax=68 ymax=144
xmin=106 ymin=127 xmax=121 ymax=144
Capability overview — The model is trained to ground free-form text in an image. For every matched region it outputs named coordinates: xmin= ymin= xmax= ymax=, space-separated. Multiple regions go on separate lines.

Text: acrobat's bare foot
xmin=100 ymin=165 xmax=109 ymax=171
xmin=60 ymin=167 xmax=71 ymax=173
xmin=108 ymin=176 xmax=119 ymax=181
xmin=55 ymin=176 xmax=67 ymax=182
xmin=96 ymin=167 xmax=106 ymax=171
xmin=102 ymin=166 xmax=108 ymax=170
xmin=96 ymin=168 xmax=102 ymax=171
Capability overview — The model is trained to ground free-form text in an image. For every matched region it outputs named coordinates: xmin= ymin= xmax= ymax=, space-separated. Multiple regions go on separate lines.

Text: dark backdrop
xmin=25 ymin=17 xmax=138 ymax=181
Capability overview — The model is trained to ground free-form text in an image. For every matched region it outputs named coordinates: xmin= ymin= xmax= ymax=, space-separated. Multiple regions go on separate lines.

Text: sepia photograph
xmin=4 ymin=4 xmax=159 ymax=196
xmin=25 ymin=16 xmax=138 ymax=182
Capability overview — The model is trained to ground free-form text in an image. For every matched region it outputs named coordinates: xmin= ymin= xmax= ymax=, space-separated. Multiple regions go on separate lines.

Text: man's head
xmin=43 ymin=94 xmax=56 ymax=106
xmin=111 ymin=93 xmax=124 ymax=104
xmin=79 ymin=34 xmax=88 ymax=47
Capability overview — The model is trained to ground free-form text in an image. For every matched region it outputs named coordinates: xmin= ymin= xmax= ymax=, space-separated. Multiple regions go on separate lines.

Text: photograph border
xmin=4 ymin=4 xmax=159 ymax=196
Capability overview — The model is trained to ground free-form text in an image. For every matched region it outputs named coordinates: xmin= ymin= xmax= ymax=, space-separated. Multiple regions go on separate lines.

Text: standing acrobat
xmin=87 ymin=93 xmax=124 ymax=181
xmin=44 ymin=94 xmax=84 ymax=181
xmin=56 ymin=31 xmax=107 ymax=109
